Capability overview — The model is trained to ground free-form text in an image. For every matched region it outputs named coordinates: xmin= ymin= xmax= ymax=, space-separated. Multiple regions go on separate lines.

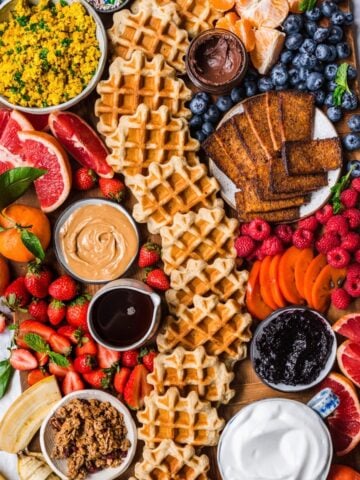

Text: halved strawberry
xmin=124 ymin=364 xmax=152 ymax=410
xmin=57 ymin=325 xmax=83 ymax=344
xmin=18 ymin=319 xmax=55 ymax=342
xmin=74 ymin=354 xmax=96 ymax=374
xmin=34 ymin=351 xmax=49 ymax=367
xmin=62 ymin=371 xmax=85 ymax=395
xmin=27 ymin=368 xmax=49 ymax=386
xmin=75 ymin=333 xmax=98 ymax=356
xmin=97 ymin=344 xmax=121 ymax=369
xmin=114 ymin=367 xmax=131 ymax=395
xmin=48 ymin=333 xmax=72 ymax=356
xmin=83 ymin=369 xmax=110 ymax=389
xmin=10 ymin=349 xmax=38 ymax=371
xmin=49 ymin=359 xmax=74 ymax=378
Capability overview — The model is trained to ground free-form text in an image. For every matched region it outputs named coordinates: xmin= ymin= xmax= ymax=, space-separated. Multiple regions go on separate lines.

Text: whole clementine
xmin=0 ymin=255 xmax=10 ymax=295
xmin=0 ymin=204 xmax=51 ymax=263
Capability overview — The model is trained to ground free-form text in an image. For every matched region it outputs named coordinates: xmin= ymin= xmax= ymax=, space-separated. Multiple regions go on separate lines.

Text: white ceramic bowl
xmin=0 ymin=0 xmax=107 ymax=115
xmin=40 ymin=390 xmax=137 ymax=480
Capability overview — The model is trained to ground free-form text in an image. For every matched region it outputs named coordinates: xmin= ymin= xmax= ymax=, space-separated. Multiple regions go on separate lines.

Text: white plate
xmin=208 ymin=100 xmax=341 ymax=221
xmin=40 ymin=390 xmax=137 ymax=480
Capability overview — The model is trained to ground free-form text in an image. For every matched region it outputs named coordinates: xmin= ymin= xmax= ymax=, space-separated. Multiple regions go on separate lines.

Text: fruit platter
xmin=1 ymin=0 xmax=360 ymax=478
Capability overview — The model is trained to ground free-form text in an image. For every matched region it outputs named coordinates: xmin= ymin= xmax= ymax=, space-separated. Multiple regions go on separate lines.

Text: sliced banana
xmin=18 ymin=452 xmax=60 ymax=480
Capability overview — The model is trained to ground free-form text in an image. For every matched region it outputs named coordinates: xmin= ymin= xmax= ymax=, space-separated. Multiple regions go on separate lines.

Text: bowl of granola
xmin=39 ymin=390 xmax=137 ymax=480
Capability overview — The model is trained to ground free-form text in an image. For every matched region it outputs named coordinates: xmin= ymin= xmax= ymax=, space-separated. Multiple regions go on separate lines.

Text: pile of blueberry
xmin=345 ymin=114 xmax=360 ymax=157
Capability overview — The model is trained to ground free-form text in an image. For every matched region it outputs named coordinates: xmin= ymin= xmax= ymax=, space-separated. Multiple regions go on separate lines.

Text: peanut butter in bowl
xmin=54 ymin=199 xmax=139 ymax=283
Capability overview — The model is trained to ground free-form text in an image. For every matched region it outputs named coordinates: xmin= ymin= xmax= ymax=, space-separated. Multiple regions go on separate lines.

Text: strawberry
xmin=10 ymin=349 xmax=38 ymax=371
xmin=62 ymin=371 xmax=85 ymax=395
xmin=49 ymin=359 xmax=74 ymax=378
xmin=122 ymin=349 xmax=139 ymax=368
xmin=3 ymin=277 xmax=30 ymax=310
xmin=74 ymin=354 xmax=96 ymax=374
xmin=0 ymin=313 xmax=7 ymax=334
xmin=97 ymin=344 xmax=121 ymax=369
xmin=18 ymin=319 xmax=55 ymax=342
xmin=144 ymin=268 xmax=170 ymax=291
xmin=28 ymin=299 xmax=48 ymax=323
xmin=75 ymin=333 xmax=98 ymax=356
xmin=114 ymin=367 xmax=131 ymax=395
xmin=35 ymin=351 xmax=49 ymax=367
xmin=48 ymin=275 xmax=78 ymax=302
xmin=66 ymin=294 xmax=91 ymax=332
xmin=27 ymin=368 xmax=49 ymax=386
xmin=24 ymin=263 xmax=52 ymax=298
xmin=57 ymin=325 xmax=83 ymax=344
xmin=140 ymin=349 xmax=157 ymax=372
xmin=99 ymin=177 xmax=126 ymax=202
xmin=47 ymin=299 xmax=66 ymax=326
xmin=73 ymin=168 xmax=97 ymax=191
xmin=123 ymin=364 xmax=152 ymax=410
xmin=83 ymin=369 xmax=110 ymax=389
xmin=48 ymin=333 xmax=72 ymax=356
xmin=138 ymin=242 xmax=161 ymax=268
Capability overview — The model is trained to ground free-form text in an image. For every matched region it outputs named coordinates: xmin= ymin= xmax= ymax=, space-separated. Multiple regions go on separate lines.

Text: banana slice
xmin=0 ymin=376 xmax=61 ymax=453
xmin=18 ymin=452 xmax=60 ymax=480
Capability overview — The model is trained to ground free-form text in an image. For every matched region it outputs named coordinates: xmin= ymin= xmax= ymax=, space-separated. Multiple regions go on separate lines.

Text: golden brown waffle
xmin=95 ymin=51 xmax=191 ymax=137
xmin=157 ymin=294 xmax=252 ymax=363
xmin=148 ymin=346 xmax=235 ymax=404
xmin=130 ymin=440 xmax=210 ymax=480
xmin=160 ymin=207 xmax=238 ymax=275
xmin=126 ymin=156 xmax=222 ymax=234
xmin=137 ymin=387 xmax=224 ymax=448
xmin=166 ymin=258 xmax=248 ymax=314
xmin=105 ymin=105 xmax=199 ymax=177
xmin=107 ymin=0 xmax=189 ymax=73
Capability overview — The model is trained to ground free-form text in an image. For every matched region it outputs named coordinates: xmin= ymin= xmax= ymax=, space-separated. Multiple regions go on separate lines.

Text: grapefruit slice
xmin=338 ymin=340 xmax=360 ymax=388
xmin=333 ymin=314 xmax=360 ymax=342
xmin=269 ymin=254 xmax=287 ymax=308
xmin=278 ymin=246 xmax=304 ymax=304
xmin=311 ymin=265 xmax=347 ymax=313
xmin=303 ymin=254 xmax=327 ymax=307
xmin=23 ymin=113 xmax=49 ymax=131
xmin=235 ymin=0 xmax=289 ymax=28
xmin=250 ymin=27 xmax=285 ymax=74
xmin=17 ymin=131 xmax=72 ymax=213
xmin=49 ymin=112 xmax=113 ymax=178
xmin=319 ymin=372 xmax=360 ymax=456
xmin=294 ymin=248 xmax=314 ymax=299
xmin=246 ymin=260 xmax=272 ymax=320
xmin=259 ymin=256 xmax=278 ymax=310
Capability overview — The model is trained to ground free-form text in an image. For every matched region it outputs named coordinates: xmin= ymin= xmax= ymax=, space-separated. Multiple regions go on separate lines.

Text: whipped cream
xmin=218 ymin=399 xmax=332 ymax=480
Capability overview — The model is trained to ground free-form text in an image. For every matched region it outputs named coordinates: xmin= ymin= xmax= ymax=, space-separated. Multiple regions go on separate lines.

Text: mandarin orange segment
xmin=269 ymin=254 xmax=287 ymax=308
xmin=235 ymin=0 xmax=289 ymax=28
xmin=278 ymin=246 xmax=305 ymax=305
xmin=246 ymin=260 xmax=272 ymax=321
xmin=210 ymin=0 xmax=235 ymax=12
xmin=312 ymin=265 xmax=347 ymax=313
xmin=294 ymin=248 xmax=314 ymax=300
xmin=250 ymin=27 xmax=285 ymax=74
xmin=234 ymin=18 xmax=256 ymax=51
xmin=259 ymin=255 xmax=278 ymax=310
xmin=303 ymin=254 xmax=327 ymax=307
xmin=216 ymin=12 xmax=240 ymax=32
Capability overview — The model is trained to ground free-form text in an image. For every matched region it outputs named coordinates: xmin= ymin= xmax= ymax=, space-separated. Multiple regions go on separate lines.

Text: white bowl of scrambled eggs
xmin=0 ymin=0 xmax=107 ymax=114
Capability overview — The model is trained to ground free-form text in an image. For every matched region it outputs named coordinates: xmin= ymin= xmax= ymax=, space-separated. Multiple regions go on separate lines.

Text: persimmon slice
xmin=246 ymin=260 xmax=272 ymax=321
xmin=294 ymin=248 xmax=314 ymax=300
xmin=278 ymin=246 xmax=304 ymax=305
xmin=312 ymin=265 xmax=347 ymax=312
xmin=259 ymin=256 xmax=278 ymax=310
xmin=303 ymin=254 xmax=327 ymax=307
xmin=269 ymin=254 xmax=287 ymax=308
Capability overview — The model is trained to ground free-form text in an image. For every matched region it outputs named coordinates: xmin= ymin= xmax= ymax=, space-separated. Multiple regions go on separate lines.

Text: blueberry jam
xmin=254 ymin=309 xmax=333 ymax=386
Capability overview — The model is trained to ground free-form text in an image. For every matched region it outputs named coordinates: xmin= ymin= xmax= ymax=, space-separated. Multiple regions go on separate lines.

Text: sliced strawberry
xmin=48 ymin=333 xmax=72 ymax=356
xmin=18 ymin=320 xmax=55 ymax=342
xmin=140 ymin=349 xmax=157 ymax=372
xmin=10 ymin=349 xmax=38 ymax=371
xmin=49 ymin=359 xmax=74 ymax=378
xmin=124 ymin=364 xmax=152 ymax=410
xmin=27 ymin=368 xmax=49 ymax=386
xmin=83 ymin=369 xmax=110 ymax=389
xmin=0 ymin=314 xmax=6 ymax=333
xmin=62 ymin=371 xmax=85 ymax=395
xmin=114 ymin=367 xmax=131 ymax=395
xmin=57 ymin=325 xmax=83 ymax=344
xmin=74 ymin=354 xmax=96 ymax=374
xmin=75 ymin=333 xmax=98 ymax=356
xmin=97 ymin=344 xmax=121 ymax=369
xmin=34 ymin=351 xmax=49 ymax=367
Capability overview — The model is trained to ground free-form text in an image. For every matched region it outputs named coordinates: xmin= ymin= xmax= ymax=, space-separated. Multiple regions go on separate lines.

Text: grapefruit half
xmin=338 ymin=340 xmax=360 ymax=388
xmin=333 ymin=313 xmax=360 ymax=343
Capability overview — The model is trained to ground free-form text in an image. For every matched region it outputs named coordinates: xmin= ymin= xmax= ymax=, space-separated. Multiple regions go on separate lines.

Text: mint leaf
xmin=23 ymin=333 xmax=48 ymax=353
xmin=49 ymin=352 xmax=70 ymax=367
xmin=0 ymin=359 xmax=13 ymax=399
xmin=330 ymin=166 xmax=354 ymax=213
xmin=300 ymin=0 xmax=317 ymax=12
xmin=0 ymin=167 xmax=46 ymax=210
xmin=20 ymin=230 xmax=45 ymax=261
xmin=333 ymin=63 xmax=350 ymax=106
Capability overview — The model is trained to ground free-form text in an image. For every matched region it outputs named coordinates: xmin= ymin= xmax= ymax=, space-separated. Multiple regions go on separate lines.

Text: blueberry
xmin=325 ymin=92 xmax=335 ymax=107
xmin=324 ymin=63 xmax=338 ymax=80
xmin=337 ymin=42 xmax=351 ymax=59
xmin=313 ymin=89 xmax=326 ymax=106
xmin=245 ymin=81 xmax=257 ymax=97
xmin=327 ymin=106 xmax=343 ymax=122
xmin=285 ymin=33 xmax=304 ymax=51
xmin=327 ymin=80 xmax=337 ymax=92
xmin=271 ymin=64 xmax=289 ymax=86
xmin=315 ymin=44 xmax=331 ymax=61
xmin=283 ymin=14 xmax=303 ymax=34
xmin=258 ymin=77 xmax=274 ymax=92
xmin=347 ymin=160 xmax=360 ymax=178
xmin=348 ymin=115 xmax=360 ymax=132
xmin=189 ymin=114 xmax=203 ymax=130
xmin=305 ymin=7 xmax=322 ymax=21
xmin=299 ymin=52 xmax=317 ymax=68
xmin=342 ymin=91 xmax=358 ymax=111
xmin=313 ymin=60 xmax=325 ymax=73
xmin=230 ymin=87 xmax=244 ymax=104
xmin=313 ymin=27 xmax=330 ymax=43
xmin=216 ymin=95 xmax=233 ymax=112
xmin=327 ymin=45 xmax=337 ymax=62
xmin=306 ymin=72 xmax=325 ymax=91
xmin=299 ymin=67 xmax=311 ymax=82
xmin=347 ymin=65 xmax=357 ymax=80
xmin=343 ymin=133 xmax=360 ymax=151
xmin=194 ymin=91 xmax=210 ymax=104
xmin=300 ymin=39 xmax=317 ymax=55
xmin=203 ymin=105 xmax=220 ymax=123
xmin=331 ymin=11 xmax=345 ymax=25
xmin=281 ymin=50 xmax=295 ymax=64
xmin=201 ymin=121 xmax=215 ymax=136
xmin=292 ymin=53 xmax=302 ymax=68
xmin=305 ymin=21 xmax=317 ymax=37
xmin=321 ymin=1 xmax=338 ymax=17
xmin=296 ymin=82 xmax=307 ymax=91
xmin=194 ymin=129 xmax=206 ymax=142
xmin=344 ymin=12 xmax=354 ymax=25
xmin=289 ymin=68 xmax=301 ymax=86
xmin=189 ymin=96 xmax=207 ymax=115
xmin=327 ymin=25 xmax=343 ymax=44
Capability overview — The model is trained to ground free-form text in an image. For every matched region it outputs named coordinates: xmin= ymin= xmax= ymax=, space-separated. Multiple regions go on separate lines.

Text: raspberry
xmin=355 ymin=250 xmax=360 ymax=263
xmin=347 ymin=263 xmax=360 ymax=282
xmin=315 ymin=232 xmax=341 ymax=254
xmin=274 ymin=224 xmax=293 ymax=244
xmin=315 ymin=204 xmax=334 ymax=224
xmin=248 ymin=218 xmax=271 ymax=241
xmin=343 ymin=208 xmax=360 ymax=229
xmin=351 ymin=177 xmax=360 ymax=193
xmin=254 ymin=246 xmax=266 ymax=261
xmin=260 ymin=236 xmax=284 ymax=256
xmin=331 ymin=288 xmax=351 ymax=310
xmin=340 ymin=188 xmax=359 ymax=208
xmin=327 ymin=247 xmax=351 ymax=269
xmin=325 ymin=215 xmax=349 ymax=237
xmin=292 ymin=229 xmax=314 ymax=249
xmin=344 ymin=276 xmax=360 ymax=298
xmin=298 ymin=216 xmax=319 ymax=232
xmin=240 ymin=223 xmax=251 ymax=236
xmin=234 ymin=235 xmax=256 ymax=258
xmin=341 ymin=232 xmax=360 ymax=252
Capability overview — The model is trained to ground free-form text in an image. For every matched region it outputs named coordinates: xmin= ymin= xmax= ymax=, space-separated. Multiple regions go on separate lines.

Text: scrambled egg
xmin=0 ymin=0 xmax=101 ymax=107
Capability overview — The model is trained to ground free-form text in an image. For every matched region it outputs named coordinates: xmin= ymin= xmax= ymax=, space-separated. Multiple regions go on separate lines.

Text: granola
xmin=50 ymin=398 xmax=131 ymax=480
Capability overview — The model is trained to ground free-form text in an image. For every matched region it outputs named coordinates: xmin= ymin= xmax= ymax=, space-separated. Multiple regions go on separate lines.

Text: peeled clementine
xmin=210 ymin=0 xmax=235 ymax=12
xmin=0 ymin=204 xmax=51 ymax=263
xmin=234 ymin=18 xmax=256 ymax=51
xmin=250 ymin=27 xmax=285 ymax=74
xmin=235 ymin=0 xmax=289 ymax=28
xmin=216 ymin=12 xmax=240 ymax=32
xmin=0 ymin=255 xmax=10 ymax=295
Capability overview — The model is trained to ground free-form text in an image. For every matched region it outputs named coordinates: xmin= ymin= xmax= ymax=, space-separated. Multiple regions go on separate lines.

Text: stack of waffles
xmin=95 ymin=1 xmax=252 ymax=476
